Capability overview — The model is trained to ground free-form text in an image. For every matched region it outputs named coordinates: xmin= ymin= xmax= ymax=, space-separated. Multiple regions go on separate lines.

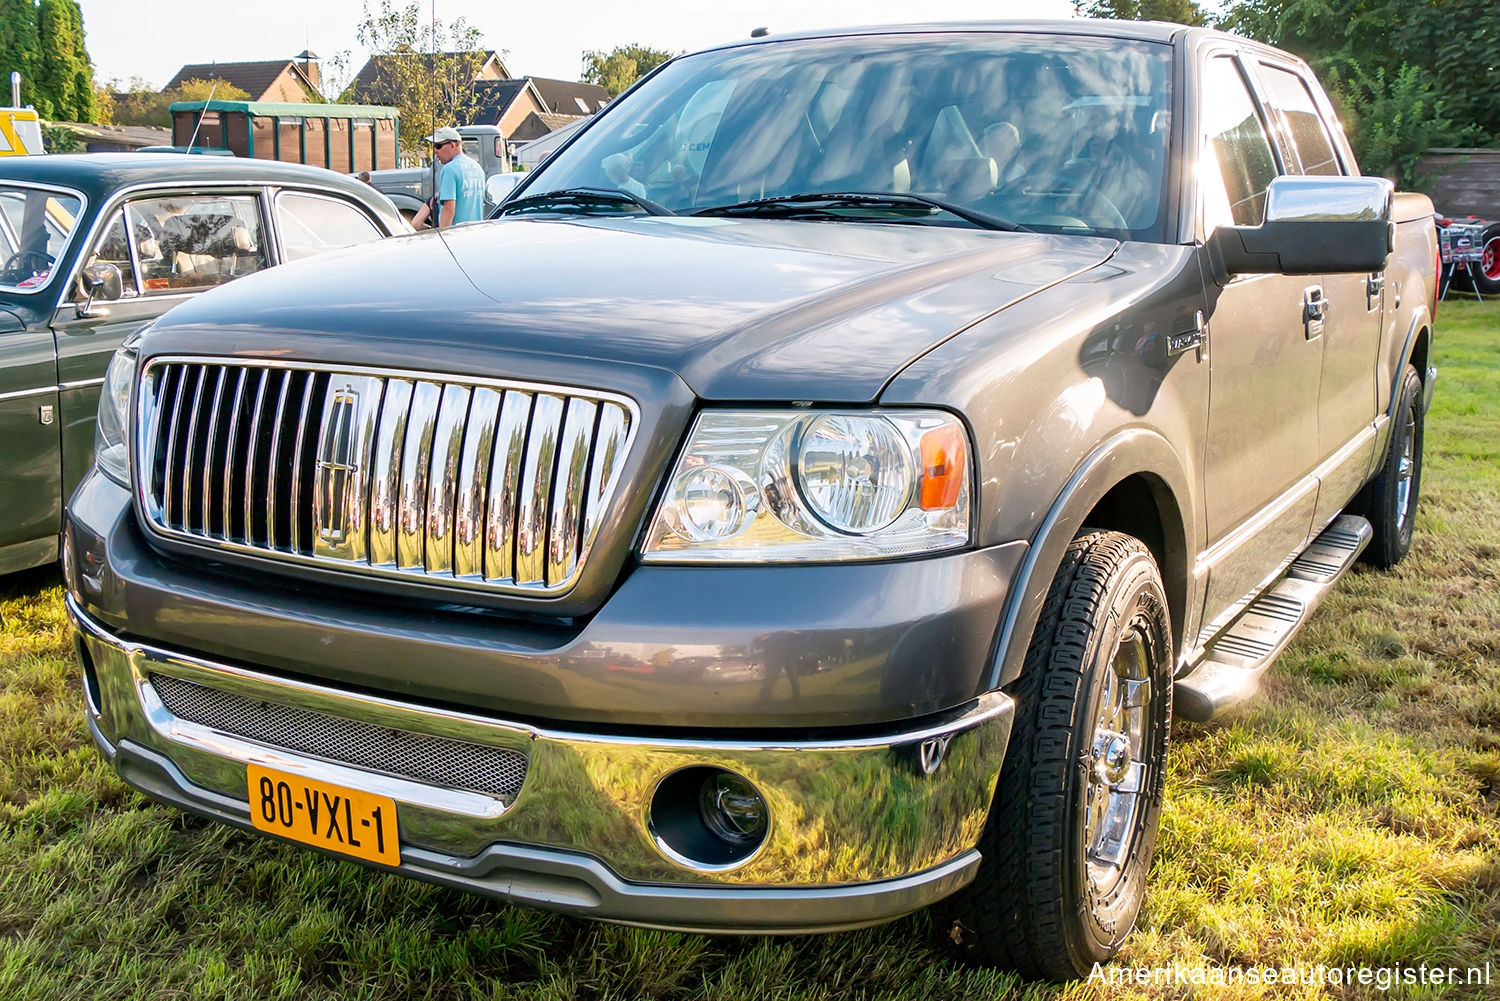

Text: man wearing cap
xmin=426 ymin=126 xmax=485 ymax=227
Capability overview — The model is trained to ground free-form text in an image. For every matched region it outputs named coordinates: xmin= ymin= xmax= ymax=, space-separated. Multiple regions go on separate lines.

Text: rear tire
xmin=1476 ymin=223 xmax=1500 ymax=296
xmin=935 ymin=531 xmax=1172 ymax=979
xmin=1359 ymin=364 xmax=1425 ymax=568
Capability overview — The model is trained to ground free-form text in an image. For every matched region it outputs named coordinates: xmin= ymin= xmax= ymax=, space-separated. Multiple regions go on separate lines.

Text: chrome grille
xmin=150 ymin=673 xmax=529 ymax=800
xmin=136 ymin=359 xmax=636 ymax=597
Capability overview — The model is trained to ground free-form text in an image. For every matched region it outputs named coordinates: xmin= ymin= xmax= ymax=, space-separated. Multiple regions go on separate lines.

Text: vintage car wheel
xmin=1358 ymin=364 xmax=1425 ymax=568
xmin=937 ymin=530 xmax=1172 ymax=979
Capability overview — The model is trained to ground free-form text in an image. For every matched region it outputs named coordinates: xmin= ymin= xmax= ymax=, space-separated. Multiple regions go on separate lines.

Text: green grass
xmin=2 ymin=300 xmax=1498 ymax=1000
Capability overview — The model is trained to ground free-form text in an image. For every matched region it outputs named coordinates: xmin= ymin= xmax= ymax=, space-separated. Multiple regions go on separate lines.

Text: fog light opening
xmin=648 ymin=766 xmax=769 ymax=871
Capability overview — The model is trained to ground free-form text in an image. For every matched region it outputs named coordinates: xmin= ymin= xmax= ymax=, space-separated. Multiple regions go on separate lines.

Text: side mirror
xmin=1208 ymin=175 xmax=1395 ymax=282
xmin=486 ymin=172 xmax=522 ymax=206
xmin=77 ymin=261 xmax=124 ymax=318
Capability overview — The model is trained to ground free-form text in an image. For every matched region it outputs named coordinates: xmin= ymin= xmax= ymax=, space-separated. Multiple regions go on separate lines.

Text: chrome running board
xmin=1174 ymin=514 xmax=1372 ymax=722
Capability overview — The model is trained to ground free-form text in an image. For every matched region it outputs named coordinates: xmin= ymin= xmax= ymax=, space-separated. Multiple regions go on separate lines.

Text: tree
xmin=1216 ymin=0 xmax=1498 ymax=178
xmin=109 ymin=77 xmax=250 ymax=129
xmin=0 ymin=0 xmax=42 ymax=111
xmin=346 ymin=1 xmax=492 ymax=159
xmin=1077 ymin=0 xmax=1209 ymax=26
xmin=34 ymin=0 xmax=94 ymax=121
xmin=581 ymin=44 xmax=675 ymax=98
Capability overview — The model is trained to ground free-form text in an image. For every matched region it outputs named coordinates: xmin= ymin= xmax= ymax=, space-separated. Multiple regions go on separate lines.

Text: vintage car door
xmin=1252 ymin=60 xmax=1381 ymax=527
xmin=0 ymin=302 xmax=61 ymax=570
xmin=1196 ymin=52 xmax=1322 ymax=634
xmin=52 ymin=190 xmax=271 ymax=498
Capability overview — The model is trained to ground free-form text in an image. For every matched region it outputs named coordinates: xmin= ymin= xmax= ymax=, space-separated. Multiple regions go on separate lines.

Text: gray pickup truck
xmin=65 ymin=21 xmax=1436 ymax=978
xmin=366 ymin=124 xmax=512 ymax=220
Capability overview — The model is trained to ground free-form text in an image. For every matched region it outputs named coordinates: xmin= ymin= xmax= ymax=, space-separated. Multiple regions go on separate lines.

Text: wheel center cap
xmin=1093 ymin=731 xmax=1132 ymax=785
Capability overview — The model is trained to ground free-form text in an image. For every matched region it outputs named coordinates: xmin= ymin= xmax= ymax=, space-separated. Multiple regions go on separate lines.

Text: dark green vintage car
xmin=0 ymin=154 xmax=406 ymax=575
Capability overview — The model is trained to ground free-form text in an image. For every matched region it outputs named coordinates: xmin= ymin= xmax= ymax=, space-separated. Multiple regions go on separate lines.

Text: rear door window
xmin=275 ymin=191 xmax=383 ymax=263
xmin=128 ymin=193 xmax=269 ymax=293
xmin=1258 ymin=64 xmax=1343 ymax=176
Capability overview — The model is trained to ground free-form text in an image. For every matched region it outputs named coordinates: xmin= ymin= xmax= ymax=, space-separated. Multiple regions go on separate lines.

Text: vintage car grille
xmin=150 ymin=673 xmax=529 ymax=800
xmin=135 ymin=359 xmax=636 ymax=597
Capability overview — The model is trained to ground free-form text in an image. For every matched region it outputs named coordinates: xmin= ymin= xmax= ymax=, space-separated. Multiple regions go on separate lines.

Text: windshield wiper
xmin=692 ymin=192 xmax=1026 ymax=232
xmin=496 ymin=186 xmax=675 ymax=218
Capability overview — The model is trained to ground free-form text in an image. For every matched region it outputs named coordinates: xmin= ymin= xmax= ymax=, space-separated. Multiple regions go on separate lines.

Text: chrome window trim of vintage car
xmin=52 ymin=178 xmax=399 ymax=313
xmin=131 ymin=356 xmax=641 ymax=601
xmin=51 ymin=180 xmax=272 ymax=312
xmin=270 ymin=188 xmax=386 ymax=264
xmin=0 ymin=179 xmax=88 ymax=296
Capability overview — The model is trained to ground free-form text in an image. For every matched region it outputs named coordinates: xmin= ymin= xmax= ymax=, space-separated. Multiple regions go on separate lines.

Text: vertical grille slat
xmin=454 ymin=387 xmax=502 ymax=579
xmin=515 ymin=394 xmax=564 ymax=587
xmin=547 ymin=398 xmax=596 ymax=587
xmin=484 ymin=391 xmax=532 ymax=584
xmin=265 ymin=370 xmax=293 ymax=549
xmin=289 ymin=373 xmax=319 ymax=553
xmin=424 ymin=384 xmax=473 ymax=575
xmin=201 ymin=368 xmax=229 ymax=537
xmin=397 ymin=381 xmax=442 ymax=571
xmin=137 ymin=361 xmax=633 ymax=598
xmin=179 ymin=366 xmax=210 ymax=533
xmin=243 ymin=368 xmax=270 ymax=545
xmin=221 ymin=369 xmax=248 ymax=541
xmin=368 ymin=379 xmax=415 ymax=567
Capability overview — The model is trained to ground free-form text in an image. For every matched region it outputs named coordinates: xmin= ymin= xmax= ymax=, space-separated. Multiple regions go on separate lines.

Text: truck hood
xmin=155 ymin=216 xmax=1117 ymax=401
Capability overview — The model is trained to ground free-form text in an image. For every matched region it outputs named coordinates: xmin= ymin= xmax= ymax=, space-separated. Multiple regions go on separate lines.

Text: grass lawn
xmin=1 ymin=300 xmax=1496 ymax=1000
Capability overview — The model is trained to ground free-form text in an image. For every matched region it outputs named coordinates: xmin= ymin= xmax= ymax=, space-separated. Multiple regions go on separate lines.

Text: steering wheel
xmin=2 ymin=250 xmax=52 ymax=277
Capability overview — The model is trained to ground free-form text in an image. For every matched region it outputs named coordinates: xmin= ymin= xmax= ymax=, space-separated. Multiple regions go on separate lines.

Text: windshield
xmin=0 ymin=185 xmax=84 ymax=292
xmin=519 ymin=33 xmax=1174 ymax=239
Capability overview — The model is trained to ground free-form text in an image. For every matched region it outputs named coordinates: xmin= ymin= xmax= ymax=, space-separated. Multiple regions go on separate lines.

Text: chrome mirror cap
xmin=1263 ymin=175 xmax=1394 ymax=226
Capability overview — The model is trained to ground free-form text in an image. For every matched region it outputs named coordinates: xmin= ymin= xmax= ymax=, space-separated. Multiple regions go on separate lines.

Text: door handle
xmin=1302 ymin=285 xmax=1327 ymax=340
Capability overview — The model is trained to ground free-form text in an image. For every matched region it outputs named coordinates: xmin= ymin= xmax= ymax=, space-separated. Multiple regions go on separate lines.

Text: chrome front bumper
xmin=69 ymin=596 xmax=1014 ymax=933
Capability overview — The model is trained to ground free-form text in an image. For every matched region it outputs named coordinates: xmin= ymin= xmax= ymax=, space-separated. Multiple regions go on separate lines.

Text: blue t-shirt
xmin=439 ymin=153 xmax=485 ymax=224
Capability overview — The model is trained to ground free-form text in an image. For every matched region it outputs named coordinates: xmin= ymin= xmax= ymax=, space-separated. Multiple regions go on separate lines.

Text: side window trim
xmin=1196 ymin=49 xmax=1286 ymax=242
xmin=272 ymin=188 xmax=385 ymax=264
xmin=126 ymin=190 xmax=270 ymax=296
xmin=1252 ymin=59 xmax=1347 ymax=177
xmin=88 ymin=206 xmax=145 ymax=298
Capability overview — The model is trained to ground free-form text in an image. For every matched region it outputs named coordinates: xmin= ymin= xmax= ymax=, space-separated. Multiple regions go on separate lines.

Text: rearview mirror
xmin=1208 ymin=175 xmax=1395 ymax=281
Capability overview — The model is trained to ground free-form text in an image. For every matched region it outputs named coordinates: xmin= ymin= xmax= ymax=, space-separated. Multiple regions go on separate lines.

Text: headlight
xmin=94 ymin=330 xmax=144 ymax=487
xmin=641 ymin=409 xmax=971 ymax=563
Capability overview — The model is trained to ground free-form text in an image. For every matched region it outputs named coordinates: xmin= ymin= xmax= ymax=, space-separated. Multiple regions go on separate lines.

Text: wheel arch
xmin=1389 ymin=306 xmax=1433 ymax=422
xmin=987 ymin=429 xmax=1194 ymax=690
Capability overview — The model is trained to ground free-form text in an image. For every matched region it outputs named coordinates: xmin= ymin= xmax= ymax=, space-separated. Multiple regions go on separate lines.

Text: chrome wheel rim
xmin=1395 ymin=394 xmax=1417 ymax=532
xmin=1084 ymin=624 xmax=1152 ymax=898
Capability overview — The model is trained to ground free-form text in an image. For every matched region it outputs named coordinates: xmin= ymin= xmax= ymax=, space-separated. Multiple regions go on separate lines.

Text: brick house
xmin=162 ymin=51 xmax=324 ymax=102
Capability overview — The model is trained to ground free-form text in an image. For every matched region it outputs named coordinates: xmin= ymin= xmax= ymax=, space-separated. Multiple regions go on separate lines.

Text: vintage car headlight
xmin=641 ymin=409 xmax=971 ymax=562
xmin=94 ymin=330 xmax=144 ymax=487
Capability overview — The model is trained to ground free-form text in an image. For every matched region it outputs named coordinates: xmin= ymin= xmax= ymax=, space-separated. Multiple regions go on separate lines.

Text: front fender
xmin=986 ymin=428 xmax=1194 ymax=689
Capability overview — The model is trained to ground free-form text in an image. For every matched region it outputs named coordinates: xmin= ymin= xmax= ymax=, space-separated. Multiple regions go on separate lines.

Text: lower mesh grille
xmin=150 ymin=674 xmax=529 ymax=800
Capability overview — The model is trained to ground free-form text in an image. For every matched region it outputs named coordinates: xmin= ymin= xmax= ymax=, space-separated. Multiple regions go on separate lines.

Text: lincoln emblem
xmin=315 ymin=385 xmax=361 ymax=542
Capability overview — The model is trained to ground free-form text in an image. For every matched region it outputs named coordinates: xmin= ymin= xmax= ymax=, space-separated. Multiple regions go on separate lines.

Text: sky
xmin=77 ymin=0 xmax=1081 ymax=92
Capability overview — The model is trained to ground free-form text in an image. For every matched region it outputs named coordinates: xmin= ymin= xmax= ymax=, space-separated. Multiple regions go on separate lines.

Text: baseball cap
xmin=425 ymin=126 xmax=461 ymax=144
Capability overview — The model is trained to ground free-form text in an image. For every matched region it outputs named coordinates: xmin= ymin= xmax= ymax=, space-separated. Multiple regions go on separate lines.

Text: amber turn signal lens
xmin=919 ymin=425 xmax=966 ymax=510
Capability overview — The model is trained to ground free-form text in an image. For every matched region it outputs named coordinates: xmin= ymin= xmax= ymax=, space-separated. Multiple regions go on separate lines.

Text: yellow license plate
xmin=247 ymin=764 xmax=400 ymax=866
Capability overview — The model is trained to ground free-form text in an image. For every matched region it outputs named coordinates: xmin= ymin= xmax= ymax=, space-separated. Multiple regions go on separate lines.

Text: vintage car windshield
xmin=518 ymin=33 xmax=1174 ymax=239
xmin=0 ymin=185 xmax=84 ymax=293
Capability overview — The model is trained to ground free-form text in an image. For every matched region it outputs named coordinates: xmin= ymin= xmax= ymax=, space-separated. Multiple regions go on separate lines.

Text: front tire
xmin=936 ymin=531 xmax=1172 ymax=979
xmin=1359 ymin=364 xmax=1425 ymax=568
